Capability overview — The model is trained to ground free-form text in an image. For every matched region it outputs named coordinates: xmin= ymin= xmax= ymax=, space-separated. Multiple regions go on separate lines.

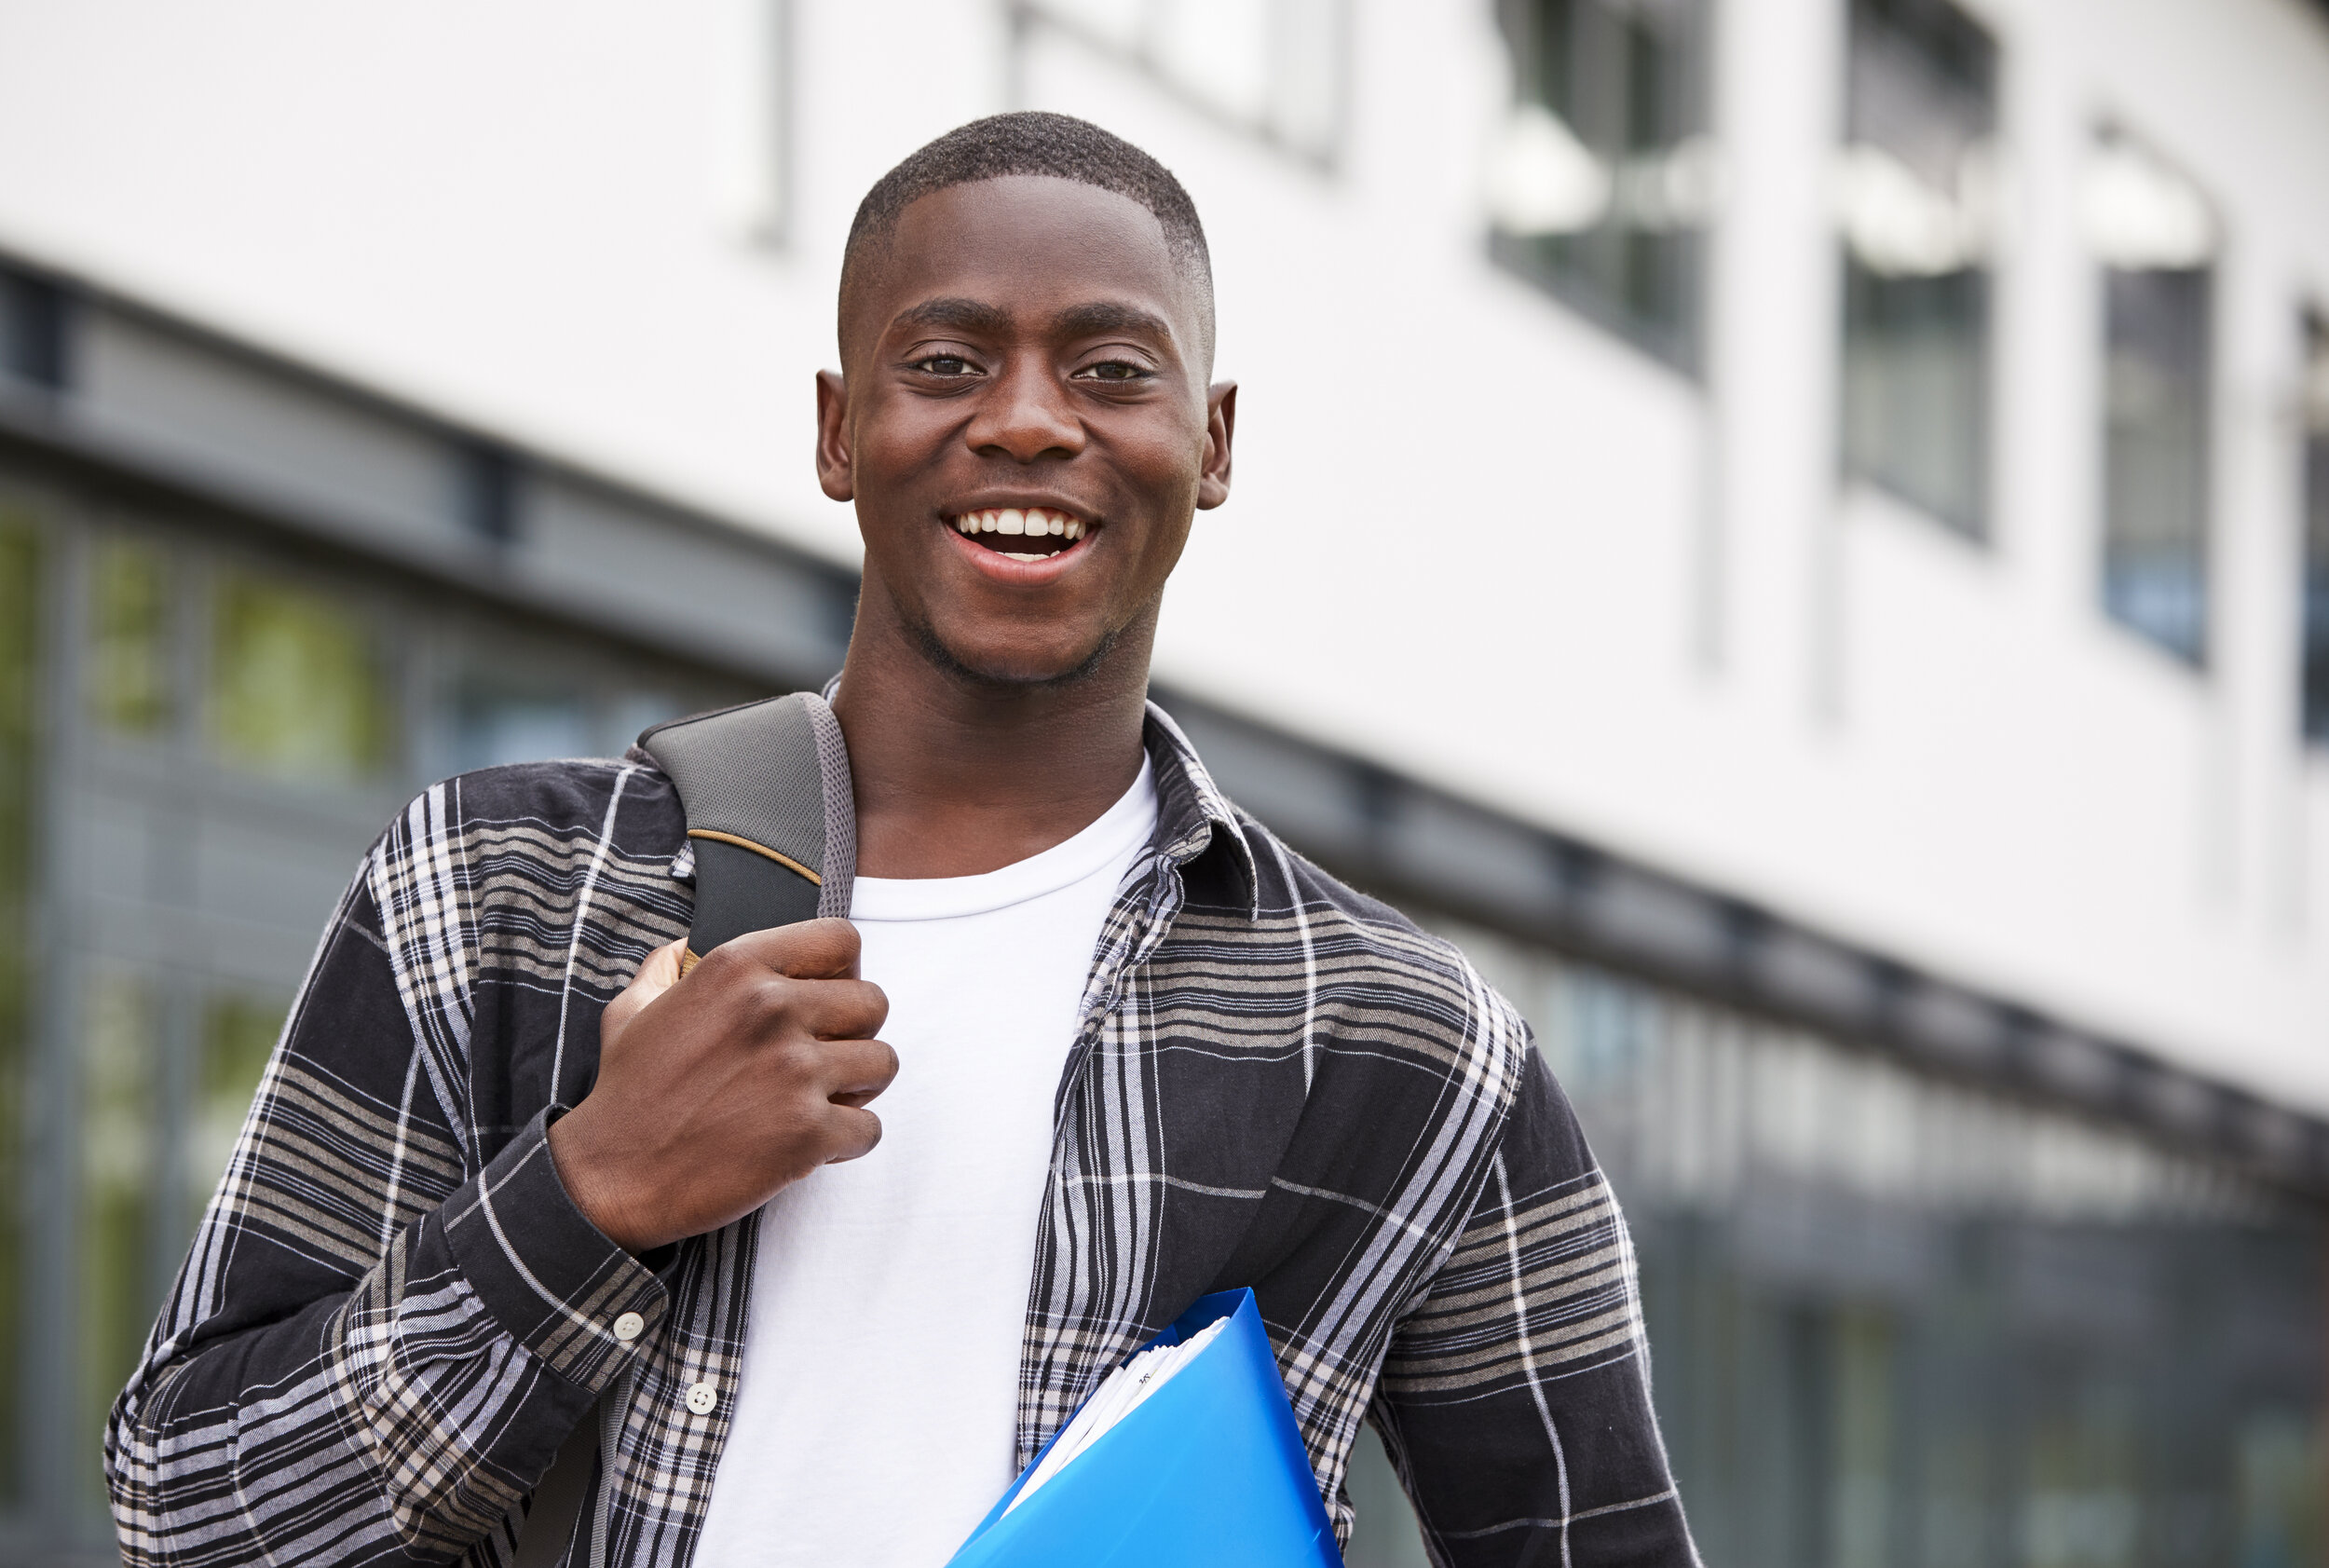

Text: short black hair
xmin=840 ymin=112 xmax=1214 ymax=357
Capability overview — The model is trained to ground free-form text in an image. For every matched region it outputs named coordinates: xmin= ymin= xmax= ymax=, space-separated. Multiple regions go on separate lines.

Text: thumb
xmin=603 ymin=936 xmax=686 ymax=1046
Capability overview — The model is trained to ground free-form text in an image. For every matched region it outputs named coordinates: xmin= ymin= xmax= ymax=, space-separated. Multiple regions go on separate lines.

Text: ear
xmin=1196 ymin=381 xmax=1236 ymax=511
xmin=814 ymin=370 xmax=853 ymax=502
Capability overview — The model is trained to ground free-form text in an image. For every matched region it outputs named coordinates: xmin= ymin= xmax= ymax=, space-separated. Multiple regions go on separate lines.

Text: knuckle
xmin=751 ymin=974 xmax=799 ymax=1021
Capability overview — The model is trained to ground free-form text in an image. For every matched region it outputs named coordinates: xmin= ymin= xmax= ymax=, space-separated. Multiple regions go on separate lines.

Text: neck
xmin=832 ymin=587 xmax=1155 ymax=879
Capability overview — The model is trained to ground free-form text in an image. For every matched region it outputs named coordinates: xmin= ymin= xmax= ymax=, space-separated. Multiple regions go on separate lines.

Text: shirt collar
xmin=1143 ymin=700 xmax=1260 ymax=917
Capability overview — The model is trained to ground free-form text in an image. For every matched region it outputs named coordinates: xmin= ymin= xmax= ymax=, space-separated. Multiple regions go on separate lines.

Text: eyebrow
xmin=892 ymin=297 xmax=1012 ymax=336
xmin=1051 ymin=302 xmax=1176 ymax=344
xmin=889 ymin=296 xmax=1177 ymax=347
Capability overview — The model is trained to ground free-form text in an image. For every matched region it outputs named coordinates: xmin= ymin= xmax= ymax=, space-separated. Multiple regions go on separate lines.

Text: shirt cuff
xmin=439 ymin=1107 xmax=669 ymax=1392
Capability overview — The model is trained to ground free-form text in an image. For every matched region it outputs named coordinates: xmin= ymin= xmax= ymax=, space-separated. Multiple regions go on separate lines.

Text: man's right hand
xmin=547 ymin=918 xmax=896 ymax=1253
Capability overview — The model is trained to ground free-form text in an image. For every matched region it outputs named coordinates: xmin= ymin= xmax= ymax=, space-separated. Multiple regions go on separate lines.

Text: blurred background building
xmin=1 ymin=0 xmax=2326 ymax=1562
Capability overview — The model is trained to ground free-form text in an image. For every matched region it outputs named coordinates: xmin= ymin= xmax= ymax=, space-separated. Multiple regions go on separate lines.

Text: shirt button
xmin=685 ymin=1381 xmax=718 ymax=1415
xmin=612 ymin=1311 xmax=644 ymax=1343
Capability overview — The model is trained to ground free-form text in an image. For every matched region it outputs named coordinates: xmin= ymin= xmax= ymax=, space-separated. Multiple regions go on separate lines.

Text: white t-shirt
xmin=690 ymin=758 xmax=1159 ymax=1568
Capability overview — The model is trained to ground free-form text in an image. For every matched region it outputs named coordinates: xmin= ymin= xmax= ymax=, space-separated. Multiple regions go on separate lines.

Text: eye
xmin=1078 ymin=359 xmax=1153 ymax=383
xmin=912 ymin=353 xmax=979 ymax=377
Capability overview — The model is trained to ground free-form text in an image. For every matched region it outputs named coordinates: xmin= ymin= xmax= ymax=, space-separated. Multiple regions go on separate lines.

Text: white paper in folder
xmin=1001 ymin=1316 xmax=1232 ymax=1515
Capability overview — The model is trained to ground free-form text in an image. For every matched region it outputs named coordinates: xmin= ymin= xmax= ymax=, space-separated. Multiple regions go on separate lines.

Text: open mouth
xmin=948 ymin=507 xmax=1090 ymax=563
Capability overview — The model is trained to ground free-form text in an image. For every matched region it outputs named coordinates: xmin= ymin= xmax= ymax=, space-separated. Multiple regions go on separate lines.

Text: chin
xmin=910 ymin=617 xmax=1119 ymax=691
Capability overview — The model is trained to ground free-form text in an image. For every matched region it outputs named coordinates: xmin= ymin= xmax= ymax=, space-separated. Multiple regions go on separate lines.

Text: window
xmin=0 ymin=263 xmax=70 ymax=392
xmin=1488 ymin=0 xmax=1712 ymax=372
xmin=1837 ymin=0 xmax=1998 ymax=537
xmin=2087 ymin=130 xmax=2218 ymax=665
xmin=2304 ymin=314 xmax=2329 ymax=742
xmin=0 ymin=509 xmax=36 ymax=1508
xmin=87 ymin=536 xmax=175 ymax=739
xmin=77 ymin=970 xmax=159 ymax=1511
xmin=1020 ymin=0 xmax=1348 ymax=165
xmin=208 ymin=572 xmax=395 ymax=783
xmin=193 ymin=994 xmax=284 ymax=1233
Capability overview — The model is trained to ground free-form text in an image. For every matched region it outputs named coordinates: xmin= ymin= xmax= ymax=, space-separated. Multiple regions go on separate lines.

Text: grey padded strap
xmin=636 ymin=689 xmax=857 ymax=956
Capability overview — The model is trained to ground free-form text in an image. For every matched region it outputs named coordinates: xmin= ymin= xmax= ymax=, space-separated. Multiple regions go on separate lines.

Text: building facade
xmin=1 ymin=0 xmax=2326 ymax=1563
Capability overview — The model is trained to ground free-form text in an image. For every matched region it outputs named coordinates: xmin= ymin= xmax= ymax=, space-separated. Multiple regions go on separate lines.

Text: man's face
xmin=818 ymin=175 xmax=1233 ymax=688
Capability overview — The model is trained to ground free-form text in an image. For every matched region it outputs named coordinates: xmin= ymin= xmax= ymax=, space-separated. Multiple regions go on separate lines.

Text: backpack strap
xmin=636 ymin=691 xmax=856 ymax=974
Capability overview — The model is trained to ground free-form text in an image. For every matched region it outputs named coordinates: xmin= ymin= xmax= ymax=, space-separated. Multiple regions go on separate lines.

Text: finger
xmin=821 ymin=1105 xmax=883 ymax=1164
xmin=604 ymin=937 xmax=686 ymax=1043
xmin=783 ymin=976 xmax=890 ymax=1042
xmin=814 ymin=1036 xmax=900 ymax=1101
xmin=726 ymin=917 xmax=861 ymax=981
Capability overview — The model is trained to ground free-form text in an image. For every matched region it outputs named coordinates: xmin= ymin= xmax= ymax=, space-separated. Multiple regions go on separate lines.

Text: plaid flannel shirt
xmin=106 ymin=702 xmax=1696 ymax=1567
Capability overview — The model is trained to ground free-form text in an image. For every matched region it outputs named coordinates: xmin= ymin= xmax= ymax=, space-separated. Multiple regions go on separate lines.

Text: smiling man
xmin=107 ymin=116 xmax=1696 ymax=1568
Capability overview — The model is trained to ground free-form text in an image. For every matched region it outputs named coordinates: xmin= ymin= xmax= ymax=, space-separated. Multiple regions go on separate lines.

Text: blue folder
xmin=945 ymin=1289 xmax=1343 ymax=1567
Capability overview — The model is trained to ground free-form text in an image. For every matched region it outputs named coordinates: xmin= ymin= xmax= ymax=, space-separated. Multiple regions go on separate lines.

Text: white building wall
xmin=2 ymin=0 xmax=2324 ymax=1110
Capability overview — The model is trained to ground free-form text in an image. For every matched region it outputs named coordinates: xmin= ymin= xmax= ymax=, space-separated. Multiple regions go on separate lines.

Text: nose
xmin=964 ymin=355 xmax=1083 ymax=464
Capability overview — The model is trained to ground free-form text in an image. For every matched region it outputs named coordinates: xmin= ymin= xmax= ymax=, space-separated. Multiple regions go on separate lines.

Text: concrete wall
xmin=2 ymin=0 xmax=2324 ymax=1111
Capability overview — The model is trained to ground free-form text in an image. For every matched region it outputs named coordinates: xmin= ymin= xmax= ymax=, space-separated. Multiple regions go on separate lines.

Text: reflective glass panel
xmin=1840 ymin=0 xmax=1997 ymax=537
xmin=2090 ymin=132 xmax=2217 ymax=667
xmin=1491 ymin=0 xmax=1709 ymax=372
xmin=451 ymin=682 xmax=595 ymax=774
xmin=87 ymin=536 xmax=173 ymax=738
xmin=209 ymin=572 xmax=394 ymax=782
xmin=192 ymin=994 xmax=284 ymax=1233
xmin=0 ymin=509 xmax=36 ymax=1507
xmin=78 ymin=970 xmax=159 ymax=1512
xmin=2102 ymin=266 xmax=2213 ymax=664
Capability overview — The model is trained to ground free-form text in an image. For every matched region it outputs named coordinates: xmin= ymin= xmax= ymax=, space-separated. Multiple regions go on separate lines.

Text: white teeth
xmin=954 ymin=509 xmax=1087 ymax=542
xmin=1001 ymin=551 xmax=1045 ymax=561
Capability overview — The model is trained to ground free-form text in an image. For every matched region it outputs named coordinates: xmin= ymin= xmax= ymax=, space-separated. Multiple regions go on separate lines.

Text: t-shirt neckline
xmin=848 ymin=757 xmax=1158 ymax=922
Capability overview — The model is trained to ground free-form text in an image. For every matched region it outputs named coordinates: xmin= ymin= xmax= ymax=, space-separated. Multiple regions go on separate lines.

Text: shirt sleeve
xmin=103 ymin=830 xmax=668 ymax=1567
xmin=1371 ymin=1046 xmax=1700 ymax=1568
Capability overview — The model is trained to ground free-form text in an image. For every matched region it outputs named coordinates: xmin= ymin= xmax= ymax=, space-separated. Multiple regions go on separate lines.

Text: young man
xmin=107 ymin=115 xmax=1696 ymax=1567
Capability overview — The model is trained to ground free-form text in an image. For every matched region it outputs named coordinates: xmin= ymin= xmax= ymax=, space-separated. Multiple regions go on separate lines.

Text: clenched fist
xmin=547 ymin=919 xmax=897 ymax=1253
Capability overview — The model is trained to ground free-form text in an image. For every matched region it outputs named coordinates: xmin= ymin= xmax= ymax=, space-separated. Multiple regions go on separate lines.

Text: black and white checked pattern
xmin=106 ymin=706 xmax=1696 ymax=1567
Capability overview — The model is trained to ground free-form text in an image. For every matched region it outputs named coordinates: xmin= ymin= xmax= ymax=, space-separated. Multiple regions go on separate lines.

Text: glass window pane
xmin=191 ymin=994 xmax=283 ymax=1234
xmin=209 ymin=572 xmax=394 ymax=782
xmin=2102 ymin=265 xmax=2212 ymax=664
xmin=87 ymin=536 xmax=174 ymax=738
xmin=0 ymin=507 xmax=37 ymax=1507
xmin=2088 ymin=132 xmax=2217 ymax=667
xmin=451 ymin=683 xmax=594 ymax=773
xmin=79 ymin=969 xmax=159 ymax=1510
xmin=1490 ymin=0 xmax=1709 ymax=373
xmin=1839 ymin=0 xmax=1998 ymax=537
